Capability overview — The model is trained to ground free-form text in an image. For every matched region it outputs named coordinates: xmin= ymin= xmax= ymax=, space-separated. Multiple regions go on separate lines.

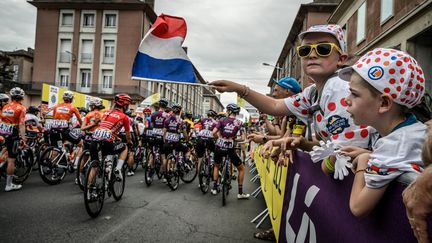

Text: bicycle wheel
xmin=84 ymin=160 xmax=105 ymax=218
xmin=13 ymin=148 xmax=34 ymax=184
xmin=180 ymin=157 xmax=197 ymax=183
xmin=143 ymin=152 xmax=153 ymax=186
xmin=198 ymin=158 xmax=210 ymax=194
xmin=111 ymin=164 xmax=126 ymax=201
xmin=221 ymin=162 xmax=229 ymax=206
xmin=167 ymin=156 xmax=179 ymax=191
xmin=38 ymin=147 xmax=66 ymax=185
xmin=155 ymin=156 xmax=163 ymax=179
xmin=76 ymin=150 xmax=90 ymax=191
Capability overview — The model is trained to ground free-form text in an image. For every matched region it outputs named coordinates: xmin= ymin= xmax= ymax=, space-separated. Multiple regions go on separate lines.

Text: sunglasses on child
xmin=296 ymin=43 xmax=342 ymax=57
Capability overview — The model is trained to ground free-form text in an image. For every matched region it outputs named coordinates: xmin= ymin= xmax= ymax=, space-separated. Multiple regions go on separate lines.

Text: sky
xmin=0 ymin=0 xmax=312 ymax=105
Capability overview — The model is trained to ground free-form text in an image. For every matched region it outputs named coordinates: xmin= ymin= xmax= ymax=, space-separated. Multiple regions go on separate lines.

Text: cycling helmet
xmin=90 ymin=97 xmax=103 ymax=107
xmin=158 ymin=98 xmax=168 ymax=108
xmin=172 ymin=103 xmax=182 ymax=112
xmin=114 ymin=93 xmax=132 ymax=107
xmin=0 ymin=93 xmax=9 ymax=102
xmin=185 ymin=110 xmax=193 ymax=118
xmin=78 ymin=107 xmax=89 ymax=114
xmin=206 ymin=109 xmax=217 ymax=117
xmin=9 ymin=87 xmax=25 ymax=99
xmin=27 ymin=106 xmax=40 ymax=114
xmin=164 ymin=106 xmax=172 ymax=112
xmin=226 ymin=103 xmax=240 ymax=114
xmin=136 ymin=116 xmax=143 ymax=122
xmin=143 ymin=107 xmax=152 ymax=113
xmin=63 ymin=91 xmax=74 ymax=102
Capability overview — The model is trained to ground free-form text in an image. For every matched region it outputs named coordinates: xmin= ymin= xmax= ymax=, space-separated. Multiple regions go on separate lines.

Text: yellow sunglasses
xmin=296 ymin=43 xmax=342 ymax=58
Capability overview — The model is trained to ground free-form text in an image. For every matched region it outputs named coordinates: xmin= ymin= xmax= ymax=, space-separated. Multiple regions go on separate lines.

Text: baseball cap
xmin=298 ymin=24 xmax=347 ymax=54
xmin=339 ymin=48 xmax=425 ymax=108
xmin=275 ymin=77 xmax=302 ymax=94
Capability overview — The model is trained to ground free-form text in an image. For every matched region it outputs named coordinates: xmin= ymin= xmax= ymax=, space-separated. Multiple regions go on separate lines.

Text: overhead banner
xmin=254 ymin=145 xmax=288 ymax=242
xmin=277 ymin=150 xmax=432 ymax=243
xmin=42 ymin=83 xmax=110 ymax=109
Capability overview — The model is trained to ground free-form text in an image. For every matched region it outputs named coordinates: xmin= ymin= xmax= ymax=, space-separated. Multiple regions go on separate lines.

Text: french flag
xmin=132 ymin=14 xmax=197 ymax=84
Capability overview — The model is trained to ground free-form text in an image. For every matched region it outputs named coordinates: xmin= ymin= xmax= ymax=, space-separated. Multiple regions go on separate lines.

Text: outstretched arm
xmin=210 ymin=80 xmax=291 ymax=116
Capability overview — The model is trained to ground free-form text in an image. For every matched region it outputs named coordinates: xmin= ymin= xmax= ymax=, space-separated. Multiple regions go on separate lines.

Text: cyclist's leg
xmin=5 ymin=134 xmax=21 ymax=191
xmin=229 ymin=149 xmax=249 ymax=198
xmin=212 ymin=148 xmax=223 ymax=194
xmin=195 ymin=138 xmax=205 ymax=172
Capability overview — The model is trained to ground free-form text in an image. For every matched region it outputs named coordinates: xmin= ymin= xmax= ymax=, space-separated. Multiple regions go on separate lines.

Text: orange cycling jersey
xmin=53 ymin=103 xmax=81 ymax=121
xmin=1 ymin=101 xmax=26 ymax=126
xmin=83 ymin=110 xmax=103 ymax=132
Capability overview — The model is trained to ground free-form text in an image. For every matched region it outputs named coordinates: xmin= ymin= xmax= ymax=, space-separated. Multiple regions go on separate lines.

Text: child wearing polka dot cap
xmin=210 ymin=24 xmax=378 ymax=180
xmin=339 ymin=48 xmax=427 ymax=217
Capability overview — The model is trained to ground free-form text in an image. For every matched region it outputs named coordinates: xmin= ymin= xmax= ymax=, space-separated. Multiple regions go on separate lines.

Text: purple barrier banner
xmin=279 ymin=150 xmax=430 ymax=243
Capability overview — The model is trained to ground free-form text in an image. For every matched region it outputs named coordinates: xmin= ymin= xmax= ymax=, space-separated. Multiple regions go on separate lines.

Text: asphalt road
xmin=0 ymin=165 xmax=270 ymax=242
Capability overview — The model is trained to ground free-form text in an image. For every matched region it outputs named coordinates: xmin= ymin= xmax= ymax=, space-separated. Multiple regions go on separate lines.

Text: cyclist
xmin=51 ymin=91 xmax=82 ymax=153
xmin=162 ymin=103 xmax=188 ymax=179
xmin=0 ymin=88 xmax=27 ymax=191
xmin=90 ymin=93 xmax=133 ymax=181
xmin=212 ymin=103 xmax=250 ymax=199
xmin=149 ymin=98 xmax=169 ymax=181
xmin=25 ymin=106 xmax=43 ymax=133
xmin=195 ymin=109 xmax=218 ymax=179
xmin=123 ymin=110 xmax=140 ymax=176
xmin=77 ymin=98 xmax=104 ymax=182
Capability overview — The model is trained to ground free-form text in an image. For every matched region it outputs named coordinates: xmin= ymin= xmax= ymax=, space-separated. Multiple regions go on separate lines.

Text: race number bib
xmin=199 ymin=129 xmax=213 ymax=138
xmin=145 ymin=129 xmax=154 ymax=137
xmin=216 ymin=138 xmax=234 ymax=149
xmin=92 ymin=129 xmax=113 ymax=141
xmin=69 ymin=128 xmax=85 ymax=140
xmin=153 ymin=128 xmax=164 ymax=137
xmin=166 ymin=132 xmax=180 ymax=143
xmin=0 ymin=122 xmax=14 ymax=136
xmin=51 ymin=119 xmax=69 ymax=129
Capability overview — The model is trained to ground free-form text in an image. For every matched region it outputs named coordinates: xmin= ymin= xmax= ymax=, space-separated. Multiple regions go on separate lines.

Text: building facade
xmin=328 ymin=0 xmax=432 ymax=93
xmin=266 ymin=1 xmax=340 ymax=92
xmin=26 ymin=0 xmax=217 ymax=114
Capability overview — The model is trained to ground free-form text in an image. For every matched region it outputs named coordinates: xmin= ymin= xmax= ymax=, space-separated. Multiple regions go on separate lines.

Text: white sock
xmin=6 ymin=175 xmax=12 ymax=186
xmin=116 ymin=159 xmax=125 ymax=170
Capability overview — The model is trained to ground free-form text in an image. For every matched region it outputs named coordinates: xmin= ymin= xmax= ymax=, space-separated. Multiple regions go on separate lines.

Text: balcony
xmin=80 ymin=53 xmax=92 ymax=64
xmin=102 ymin=56 xmax=115 ymax=64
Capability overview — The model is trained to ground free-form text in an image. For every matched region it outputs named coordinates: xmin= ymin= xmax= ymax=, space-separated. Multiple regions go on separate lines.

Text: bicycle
xmin=166 ymin=142 xmax=198 ymax=191
xmin=215 ymin=138 xmax=234 ymax=206
xmin=198 ymin=144 xmax=214 ymax=194
xmin=143 ymin=144 xmax=163 ymax=186
xmin=83 ymin=141 xmax=126 ymax=218
xmin=0 ymin=139 xmax=34 ymax=184
xmin=76 ymin=137 xmax=92 ymax=191
xmin=39 ymin=129 xmax=83 ymax=185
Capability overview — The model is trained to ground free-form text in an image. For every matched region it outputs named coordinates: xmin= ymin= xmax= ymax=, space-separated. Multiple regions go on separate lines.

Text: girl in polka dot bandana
xmin=339 ymin=48 xmax=427 ymax=217
xmin=210 ymin=24 xmax=376 ymax=178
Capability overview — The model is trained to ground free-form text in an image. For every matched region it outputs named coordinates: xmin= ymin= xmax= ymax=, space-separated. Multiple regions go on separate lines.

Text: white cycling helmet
xmin=9 ymin=87 xmax=25 ymax=99
xmin=63 ymin=91 xmax=74 ymax=101
xmin=90 ymin=97 xmax=103 ymax=107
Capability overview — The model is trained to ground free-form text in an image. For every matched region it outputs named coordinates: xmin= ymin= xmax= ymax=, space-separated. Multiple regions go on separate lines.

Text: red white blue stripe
xmin=132 ymin=14 xmax=197 ymax=83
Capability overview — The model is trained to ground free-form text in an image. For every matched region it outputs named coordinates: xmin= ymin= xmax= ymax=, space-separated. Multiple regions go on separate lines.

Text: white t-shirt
xmin=284 ymin=75 xmax=377 ymax=149
xmin=365 ymin=121 xmax=426 ymax=189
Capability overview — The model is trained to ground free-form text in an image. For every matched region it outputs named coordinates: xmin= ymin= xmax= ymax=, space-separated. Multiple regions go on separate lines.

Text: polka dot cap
xmin=339 ymin=48 xmax=425 ymax=109
xmin=298 ymin=24 xmax=347 ymax=53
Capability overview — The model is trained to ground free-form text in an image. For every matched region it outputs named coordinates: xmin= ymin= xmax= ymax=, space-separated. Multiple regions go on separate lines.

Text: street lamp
xmin=65 ymin=50 xmax=76 ymax=63
xmin=262 ymin=62 xmax=282 ymax=81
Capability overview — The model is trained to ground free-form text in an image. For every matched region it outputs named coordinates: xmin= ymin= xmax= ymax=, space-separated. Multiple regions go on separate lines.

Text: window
xmin=83 ymin=13 xmax=95 ymax=27
xmin=61 ymin=13 xmax=73 ymax=26
xmin=81 ymin=40 xmax=93 ymax=63
xmin=59 ymin=69 xmax=69 ymax=87
xmin=380 ymin=0 xmax=393 ymax=23
xmin=102 ymin=70 xmax=113 ymax=89
xmin=105 ymin=14 xmax=116 ymax=27
xmin=59 ymin=39 xmax=72 ymax=63
xmin=12 ymin=65 xmax=19 ymax=82
xmin=103 ymin=40 xmax=115 ymax=63
xmin=80 ymin=69 xmax=91 ymax=88
xmin=356 ymin=2 xmax=366 ymax=44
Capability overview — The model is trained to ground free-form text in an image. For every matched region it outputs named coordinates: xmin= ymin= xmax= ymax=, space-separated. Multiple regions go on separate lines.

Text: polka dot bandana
xmin=339 ymin=48 xmax=425 ymax=109
xmin=298 ymin=24 xmax=347 ymax=53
